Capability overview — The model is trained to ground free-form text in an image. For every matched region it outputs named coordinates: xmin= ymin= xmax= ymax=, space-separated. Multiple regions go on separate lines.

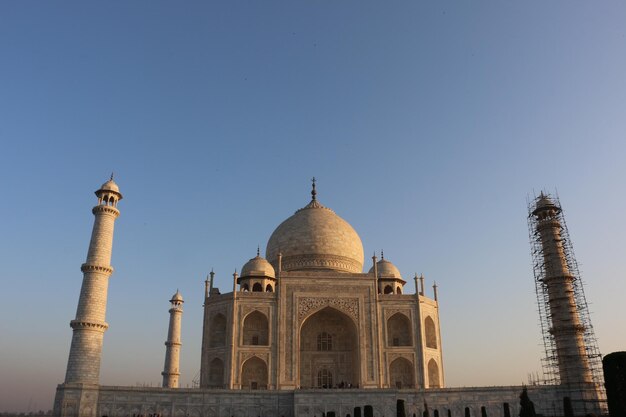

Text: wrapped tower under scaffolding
xmin=528 ymin=192 xmax=605 ymax=412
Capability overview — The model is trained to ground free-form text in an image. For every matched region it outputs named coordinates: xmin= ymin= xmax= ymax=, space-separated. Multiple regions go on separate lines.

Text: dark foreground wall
xmin=54 ymin=384 xmax=604 ymax=417
xmin=603 ymin=351 xmax=626 ymax=417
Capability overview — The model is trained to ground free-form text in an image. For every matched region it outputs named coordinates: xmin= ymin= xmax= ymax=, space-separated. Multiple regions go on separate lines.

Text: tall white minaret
xmin=162 ymin=290 xmax=184 ymax=388
xmin=64 ymin=176 xmax=122 ymax=384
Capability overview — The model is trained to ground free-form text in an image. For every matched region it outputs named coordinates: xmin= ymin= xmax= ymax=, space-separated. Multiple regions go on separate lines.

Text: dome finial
xmin=110 ymin=172 xmax=114 ymax=181
xmin=311 ymin=177 xmax=317 ymax=201
xmin=381 ymin=249 xmax=384 ymax=260
xmin=257 ymin=245 xmax=260 ymax=257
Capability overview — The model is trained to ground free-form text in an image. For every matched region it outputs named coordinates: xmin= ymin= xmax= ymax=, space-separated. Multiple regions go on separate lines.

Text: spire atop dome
xmin=297 ymin=177 xmax=329 ymax=212
xmin=257 ymin=245 xmax=261 ymax=257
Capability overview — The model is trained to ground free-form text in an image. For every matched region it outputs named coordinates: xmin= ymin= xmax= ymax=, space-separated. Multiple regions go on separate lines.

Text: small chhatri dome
xmin=266 ymin=180 xmax=364 ymax=273
xmin=170 ymin=290 xmax=184 ymax=302
xmin=101 ymin=179 xmax=120 ymax=193
xmin=369 ymin=257 xmax=403 ymax=279
xmin=241 ymin=253 xmax=276 ymax=279
xmin=532 ymin=192 xmax=559 ymax=216
xmin=96 ymin=174 xmax=123 ymax=199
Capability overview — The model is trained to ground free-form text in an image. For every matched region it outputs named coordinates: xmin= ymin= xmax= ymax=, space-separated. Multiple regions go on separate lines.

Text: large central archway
xmin=299 ymin=307 xmax=359 ymax=388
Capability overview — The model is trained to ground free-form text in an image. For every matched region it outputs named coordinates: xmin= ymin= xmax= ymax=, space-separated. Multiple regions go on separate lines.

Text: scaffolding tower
xmin=527 ymin=193 xmax=604 ymax=391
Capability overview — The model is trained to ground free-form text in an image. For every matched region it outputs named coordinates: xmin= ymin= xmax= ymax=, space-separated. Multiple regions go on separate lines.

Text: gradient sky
xmin=1 ymin=1 xmax=626 ymax=412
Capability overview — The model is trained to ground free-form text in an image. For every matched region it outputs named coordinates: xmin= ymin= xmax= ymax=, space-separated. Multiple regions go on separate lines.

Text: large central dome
xmin=265 ymin=191 xmax=364 ymax=273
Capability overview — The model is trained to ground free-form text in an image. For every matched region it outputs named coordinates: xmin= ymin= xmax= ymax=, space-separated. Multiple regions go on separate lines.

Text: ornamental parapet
xmin=81 ymin=263 xmax=114 ymax=275
xmin=92 ymin=205 xmax=120 ymax=217
xmin=280 ymin=254 xmax=362 ymax=274
xmin=70 ymin=319 xmax=109 ymax=331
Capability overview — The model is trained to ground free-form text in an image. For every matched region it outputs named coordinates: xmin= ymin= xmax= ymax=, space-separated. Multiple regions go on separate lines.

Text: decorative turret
xmin=238 ymin=248 xmax=276 ymax=292
xmin=162 ymin=290 xmax=184 ymax=388
xmin=369 ymin=251 xmax=405 ymax=294
xmin=64 ymin=175 xmax=122 ymax=384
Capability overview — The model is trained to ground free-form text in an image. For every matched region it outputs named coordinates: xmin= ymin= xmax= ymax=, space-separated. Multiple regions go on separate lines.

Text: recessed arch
xmin=396 ymin=286 xmax=402 ymax=294
xmin=252 ymin=282 xmax=263 ymax=292
xmin=299 ymin=307 xmax=359 ymax=388
xmin=387 ymin=313 xmax=412 ymax=346
xmin=241 ymin=356 xmax=267 ymax=390
xmin=428 ymin=358 xmax=440 ymax=388
xmin=389 ymin=357 xmax=414 ymax=388
xmin=265 ymin=284 xmax=273 ymax=292
xmin=384 ymin=285 xmax=393 ymax=294
xmin=425 ymin=316 xmax=437 ymax=349
xmin=208 ymin=357 xmax=224 ymax=388
xmin=210 ymin=313 xmax=226 ymax=347
xmin=243 ymin=311 xmax=268 ymax=345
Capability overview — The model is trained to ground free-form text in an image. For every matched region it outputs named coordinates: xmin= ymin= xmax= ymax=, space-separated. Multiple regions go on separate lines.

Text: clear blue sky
xmin=1 ymin=1 xmax=625 ymax=412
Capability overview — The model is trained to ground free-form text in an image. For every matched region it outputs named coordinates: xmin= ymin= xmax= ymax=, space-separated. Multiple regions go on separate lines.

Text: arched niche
xmin=210 ymin=313 xmax=227 ymax=347
xmin=241 ymin=356 xmax=267 ymax=389
xmin=208 ymin=357 xmax=224 ymax=388
xmin=387 ymin=313 xmax=412 ymax=346
xmin=243 ymin=311 xmax=269 ymax=345
xmin=428 ymin=358 xmax=440 ymax=388
xmin=389 ymin=357 xmax=414 ymax=388
xmin=425 ymin=316 xmax=437 ymax=349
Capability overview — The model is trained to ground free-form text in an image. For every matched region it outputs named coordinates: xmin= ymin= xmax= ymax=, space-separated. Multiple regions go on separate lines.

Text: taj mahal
xmin=53 ymin=177 xmax=605 ymax=417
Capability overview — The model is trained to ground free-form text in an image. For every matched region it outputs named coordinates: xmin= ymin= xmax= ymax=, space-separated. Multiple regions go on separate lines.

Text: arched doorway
xmin=241 ymin=356 xmax=268 ymax=389
xmin=299 ymin=307 xmax=359 ymax=388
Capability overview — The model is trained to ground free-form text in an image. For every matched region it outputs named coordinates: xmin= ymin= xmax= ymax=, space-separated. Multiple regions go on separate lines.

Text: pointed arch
xmin=425 ymin=316 xmax=438 ymax=349
xmin=428 ymin=358 xmax=440 ymax=388
xmin=299 ymin=307 xmax=359 ymax=388
xmin=208 ymin=357 xmax=224 ymax=388
xmin=252 ymin=282 xmax=263 ymax=292
xmin=387 ymin=313 xmax=412 ymax=346
xmin=210 ymin=313 xmax=227 ymax=347
xmin=389 ymin=357 xmax=414 ymax=388
xmin=241 ymin=356 xmax=267 ymax=389
xmin=243 ymin=310 xmax=268 ymax=345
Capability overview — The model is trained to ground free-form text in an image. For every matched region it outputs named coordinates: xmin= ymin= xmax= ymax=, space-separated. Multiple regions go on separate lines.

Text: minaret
xmin=162 ymin=290 xmax=184 ymax=388
xmin=530 ymin=193 xmax=592 ymax=386
xmin=64 ymin=176 xmax=122 ymax=384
